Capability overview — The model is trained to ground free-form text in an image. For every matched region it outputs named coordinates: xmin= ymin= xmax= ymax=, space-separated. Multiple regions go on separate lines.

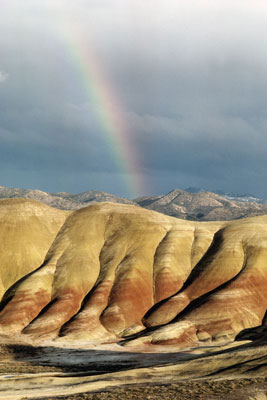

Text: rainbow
xmin=57 ymin=23 xmax=146 ymax=199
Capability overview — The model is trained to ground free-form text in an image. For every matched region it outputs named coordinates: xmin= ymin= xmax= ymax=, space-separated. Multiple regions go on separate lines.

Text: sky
xmin=1 ymin=0 xmax=267 ymax=199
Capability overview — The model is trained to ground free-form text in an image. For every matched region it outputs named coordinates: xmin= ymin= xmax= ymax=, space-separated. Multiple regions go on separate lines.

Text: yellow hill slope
xmin=0 ymin=199 xmax=68 ymax=300
xmin=0 ymin=200 xmax=267 ymax=349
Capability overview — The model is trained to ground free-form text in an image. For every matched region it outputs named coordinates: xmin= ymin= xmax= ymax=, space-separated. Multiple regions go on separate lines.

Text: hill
xmin=135 ymin=188 xmax=267 ymax=220
xmin=0 ymin=198 xmax=67 ymax=299
xmin=0 ymin=186 xmax=136 ymax=211
xmin=0 ymin=199 xmax=267 ymax=350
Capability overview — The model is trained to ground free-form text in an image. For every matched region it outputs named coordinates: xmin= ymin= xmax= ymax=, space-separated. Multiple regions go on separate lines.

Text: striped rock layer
xmin=0 ymin=198 xmax=267 ymax=349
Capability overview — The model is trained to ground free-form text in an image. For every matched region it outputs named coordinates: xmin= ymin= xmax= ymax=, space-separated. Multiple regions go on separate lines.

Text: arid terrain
xmin=1 ymin=340 xmax=267 ymax=399
xmin=1 ymin=185 xmax=267 ymax=221
xmin=1 ymin=198 xmax=267 ymax=399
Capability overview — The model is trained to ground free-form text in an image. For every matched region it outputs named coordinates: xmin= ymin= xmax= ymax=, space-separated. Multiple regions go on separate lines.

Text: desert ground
xmin=1 ymin=338 xmax=267 ymax=399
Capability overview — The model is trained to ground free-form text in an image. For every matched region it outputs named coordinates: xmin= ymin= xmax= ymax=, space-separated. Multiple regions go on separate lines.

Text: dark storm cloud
xmin=127 ymin=110 xmax=267 ymax=195
xmin=1 ymin=0 xmax=267 ymax=196
xmin=0 ymin=105 xmax=116 ymax=172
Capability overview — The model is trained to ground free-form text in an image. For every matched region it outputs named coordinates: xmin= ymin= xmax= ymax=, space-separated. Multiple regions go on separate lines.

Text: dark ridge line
xmin=142 ymin=227 xmax=225 ymax=322
xmin=123 ymin=247 xmax=248 ymax=343
xmin=177 ymin=227 xmax=227 ymax=291
xmin=0 ymin=258 xmax=53 ymax=313
xmin=60 ymin=229 xmax=138 ymax=337
xmin=24 ymin=258 xmax=103 ymax=335
xmin=98 ymin=226 xmax=168 ymax=332
xmin=165 ymin=243 xmax=247 ymax=324
xmin=236 ymin=325 xmax=267 ymax=342
xmin=144 ymin=227 xmax=249 ymax=328
xmin=243 ymin=362 xmax=267 ymax=373
xmin=31 ymin=213 xmax=110 ymax=337
xmin=59 ymin=238 xmax=127 ymax=336
xmin=97 ymin=225 xmax=170 ymax=334
xmin=205 ymin=354 xmax=267 ymax=377
xmin=99 ymin=253 xmax=132 ymax=325
xmin=58 ymin=283 xmax=104 ymax=337
xmin=152 ymin=228 xmax=172 ymax=303
xmin=22 ymin=297 xmax=58 ymax=332
xmin=0 ymin=210 xmax=72 ymax=313
xmin=190 ymin=225 xmax=197 ymax=270
xmin=262 ymin=304 xmax=267 ymax=325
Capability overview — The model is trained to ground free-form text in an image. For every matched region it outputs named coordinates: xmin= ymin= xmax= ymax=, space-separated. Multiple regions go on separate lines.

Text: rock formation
xmin=1 ymin=198 xmax=267 ymax=349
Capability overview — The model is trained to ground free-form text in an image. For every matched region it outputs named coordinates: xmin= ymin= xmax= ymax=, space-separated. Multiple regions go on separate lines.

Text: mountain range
xmin=1 ymin=185 xmax=267 ymax=221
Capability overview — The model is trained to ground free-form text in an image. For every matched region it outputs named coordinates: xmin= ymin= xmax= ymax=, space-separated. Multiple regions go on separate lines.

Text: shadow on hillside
xmin=5 ymin=338 xmax=266 ymax=376
xmin=5 ymin=344 xmax=195 ymax=374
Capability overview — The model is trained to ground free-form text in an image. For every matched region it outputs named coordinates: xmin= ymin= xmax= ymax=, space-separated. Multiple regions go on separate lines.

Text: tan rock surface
xmin=1 ymin=199 xmax=267 ymax=349
xmin=0 ymin=199 xmax=67 ymax=300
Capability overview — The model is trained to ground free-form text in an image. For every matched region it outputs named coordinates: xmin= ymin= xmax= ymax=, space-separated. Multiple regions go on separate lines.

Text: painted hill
xmin=0 ymin=198 xmax=67 ymax=300
xmin=1 ymin=199 xmax=267 ymax=350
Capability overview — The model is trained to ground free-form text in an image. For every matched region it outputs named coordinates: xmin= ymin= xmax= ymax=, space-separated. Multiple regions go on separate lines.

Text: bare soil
xmin=1 ymin=343 xmax=267 ymax=400
xmin=22 ymin=379 xmax=267 ymax=400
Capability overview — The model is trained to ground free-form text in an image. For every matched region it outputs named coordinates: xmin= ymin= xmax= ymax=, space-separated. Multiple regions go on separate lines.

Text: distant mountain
xmin=1 ymin=185 xmax=267 ymax=220
xmin=67 ymin=190 xmax=136 ymax=205
xmin=185 ymin=187 xmax=262 ymax=203
xmin=135 ymin=189 xmax=267 ymax=221
xmin=0 ymin=186 xmax=136 ymax=210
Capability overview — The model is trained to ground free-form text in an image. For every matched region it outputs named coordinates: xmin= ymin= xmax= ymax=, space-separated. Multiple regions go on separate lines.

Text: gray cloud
xmin=0 ymin=1 xmax=267 ymax=197
xmin=0 ymin=71 xmax=8 ymax=82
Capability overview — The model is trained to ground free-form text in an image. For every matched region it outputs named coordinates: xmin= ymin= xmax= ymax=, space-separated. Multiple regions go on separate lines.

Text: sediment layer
xmin=1 ymin=199 xmax=267 ymax=348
